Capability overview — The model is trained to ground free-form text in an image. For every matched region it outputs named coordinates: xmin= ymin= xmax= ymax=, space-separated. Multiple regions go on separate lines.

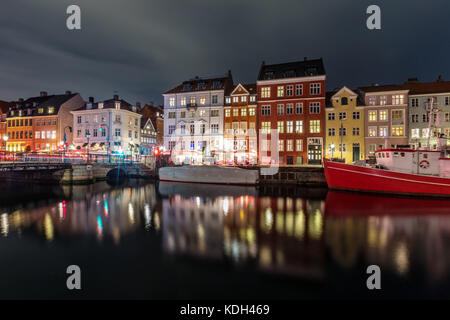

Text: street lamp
xmin=86 ymin=131 xmax=91 ymax=163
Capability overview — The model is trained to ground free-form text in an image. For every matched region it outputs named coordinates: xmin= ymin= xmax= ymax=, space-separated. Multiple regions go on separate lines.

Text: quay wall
xmin=259 ymin=166 xmax=326 ymax=186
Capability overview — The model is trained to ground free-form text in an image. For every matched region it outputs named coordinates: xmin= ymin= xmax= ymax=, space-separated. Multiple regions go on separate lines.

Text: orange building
xmin=223 ymin=83 xmax=258 ymax=164
xmin=6 ymin=91 xmax=84 ymax=152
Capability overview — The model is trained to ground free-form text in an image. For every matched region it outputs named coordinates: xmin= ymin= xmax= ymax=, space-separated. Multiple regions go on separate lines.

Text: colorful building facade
xmin=325 ymin=87 xmax=365 ymax=163
xmin=358 ymin=85 xmax=409 ymax=158
xmin=257 ymin=58 xmax=326 ymax=165
xmin=223 ymin=83 xmax=258 ymax=164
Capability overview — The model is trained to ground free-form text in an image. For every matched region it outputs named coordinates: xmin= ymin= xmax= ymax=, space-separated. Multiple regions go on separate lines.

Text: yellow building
xmin=325 ymin=87 xmax=365 ymax=163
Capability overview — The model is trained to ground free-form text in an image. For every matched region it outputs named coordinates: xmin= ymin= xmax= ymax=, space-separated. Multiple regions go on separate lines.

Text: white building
xmin=71 ymin=95 xmax=142 ymax=156
xmin=163 ymin=71 xmax=233 ymax=164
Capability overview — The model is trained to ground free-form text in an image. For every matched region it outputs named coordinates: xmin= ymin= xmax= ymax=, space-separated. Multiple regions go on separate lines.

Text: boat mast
xmin=426 ymin=96 xmax=439 ymax=150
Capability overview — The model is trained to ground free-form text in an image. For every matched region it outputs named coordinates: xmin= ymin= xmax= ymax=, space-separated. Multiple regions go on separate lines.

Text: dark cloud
xmin=1 ymin=0 xmax=449 ymax=104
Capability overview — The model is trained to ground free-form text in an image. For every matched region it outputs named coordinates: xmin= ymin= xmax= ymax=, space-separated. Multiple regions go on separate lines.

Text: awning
xmin=82 ymin=143 xmax=88 ymax=147
xmin=91 ymin=143 xmax=96 ymax=147
xmin=100 ymin=142 xmax=105 ymax=146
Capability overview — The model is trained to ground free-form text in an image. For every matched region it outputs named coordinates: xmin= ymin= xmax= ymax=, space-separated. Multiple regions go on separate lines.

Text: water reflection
xmin=162 ymin=184 xmax=450 ymax=284
xmin=1 ymin=182 xmax=160 ymax=244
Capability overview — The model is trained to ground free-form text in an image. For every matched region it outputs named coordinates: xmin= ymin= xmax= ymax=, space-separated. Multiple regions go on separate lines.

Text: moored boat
xmin=323 ymin=149 xmax=450 ymax=197
xmin=159 ymin=165 xmax=259 ymax=185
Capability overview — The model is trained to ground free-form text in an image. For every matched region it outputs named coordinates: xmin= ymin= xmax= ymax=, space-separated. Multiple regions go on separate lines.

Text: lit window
xmin=309 ymin=120 xmax=320 ymax=133
xmin=261 ymin=87 xmax=271 ymax=98
xmin=368 ymin=111 xmax=377 ymax=122
xmin=310 ymin=83 xmax=321 ymax=95
xmin=277 ymin=86 xmax=284 ymax=97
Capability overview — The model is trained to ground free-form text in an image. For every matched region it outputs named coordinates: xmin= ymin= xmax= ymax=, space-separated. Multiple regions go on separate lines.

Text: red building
xmin=257 ymin=58 xmax=326 ymax=165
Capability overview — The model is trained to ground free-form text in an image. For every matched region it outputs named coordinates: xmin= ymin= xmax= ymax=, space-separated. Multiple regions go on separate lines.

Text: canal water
xmin=0 ymin=180 xmax=450 ymax=299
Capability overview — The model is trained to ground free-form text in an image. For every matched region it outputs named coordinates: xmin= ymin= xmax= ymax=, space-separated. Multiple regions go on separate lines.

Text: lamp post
xmin=63 ymin=126 xmax=72 ymax=163
xmin=2 ymin=135 xmax=8 ymax=162
xmin=86 ymin=131 xmax=91 ymax=163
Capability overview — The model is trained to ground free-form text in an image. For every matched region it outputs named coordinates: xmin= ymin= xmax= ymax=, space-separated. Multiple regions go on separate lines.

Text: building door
xmin=286 ymin=156 xmax=293 ymax=165
xmin=307 ymin=138 xmax=322 ymax=164
xmin=352 ymin=143 xmax=360 ymax=162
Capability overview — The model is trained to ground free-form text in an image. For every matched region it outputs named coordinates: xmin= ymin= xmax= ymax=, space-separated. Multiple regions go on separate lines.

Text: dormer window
xmin=38 ymin=108 xmax=44 ymax=114
xmin=341 ymin=97 xmax=348 ymax=105
xmin=198 ymin=81 xmax=206 ymax=90
xmin=48 ymin=106 xmax=55 ymax=114
xmin=98 ymin=103 xmax=104 ymax=109
xmin=18 ymin=110 xmax=22 ymax=116
xmin=115 ymin=102 xmax=121 ymax=110
xmin=264 ymin=72 xmax=274 ymax=80
xmin=212 ymin=80 xmax=222 ymax=89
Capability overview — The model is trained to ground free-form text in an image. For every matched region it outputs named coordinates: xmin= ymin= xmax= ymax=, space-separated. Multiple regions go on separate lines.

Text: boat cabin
xmin=375 ymin=149 xmax=441 ymax=175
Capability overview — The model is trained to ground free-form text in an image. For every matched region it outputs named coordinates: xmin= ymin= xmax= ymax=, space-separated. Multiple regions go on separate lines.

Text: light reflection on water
xmin=2 ymin=181 xmax=450 ymax=297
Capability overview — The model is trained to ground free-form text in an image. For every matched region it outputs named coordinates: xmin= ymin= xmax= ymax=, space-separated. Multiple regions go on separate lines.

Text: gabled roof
xmin=75 ymin=96 xmax=136 ymax=112
xmin=257 ymin=58 xmax=326 ymax=81
xmin=326 ymin=88 xmax=365 ymax=108
xmin=229 ymin=83 xmax=257 ymax=96
xmin=164 ymin=71 xmax=234 ymax=95
xmin=8 ymin=92 xmax=79 ymax=117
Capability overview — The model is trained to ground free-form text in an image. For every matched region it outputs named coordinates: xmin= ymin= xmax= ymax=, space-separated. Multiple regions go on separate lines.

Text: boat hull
xmin=323 ymin=159 xmax=450 ymax=197
xmin=158 ymin=166 xmax=259 ymax=185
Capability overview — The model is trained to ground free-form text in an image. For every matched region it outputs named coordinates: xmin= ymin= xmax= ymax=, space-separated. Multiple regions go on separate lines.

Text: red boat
xmin=323 ymin=149 xmax=450 ymax=197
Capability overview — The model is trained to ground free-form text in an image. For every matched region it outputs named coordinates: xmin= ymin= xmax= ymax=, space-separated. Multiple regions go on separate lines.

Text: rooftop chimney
xmin=65 ymin=90 xmax=72 ymax=95
xmin=88 ymin=97 xmax=94 ymax=103
xmin=113 ymin=94 xmax=119 ymax=100
xmin=228 ymin=69 xmax=232 ymax=77
xmin=40 ymin=91 xmax=47 ymax=97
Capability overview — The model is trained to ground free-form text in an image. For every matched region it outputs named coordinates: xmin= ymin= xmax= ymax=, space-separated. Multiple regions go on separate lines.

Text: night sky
xmin=1 ymin=0 xmax=449 ymax=104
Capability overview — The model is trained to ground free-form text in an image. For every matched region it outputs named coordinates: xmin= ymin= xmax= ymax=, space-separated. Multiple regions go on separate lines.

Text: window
xmin=261 ymin=105 xmax=271 ymax=116
xmin=309 ymin=102 xmax=320 ymax=114
xmin=211 ymin=110 xmax=219 ymax=117
xmin=352 ymin=127 xmax=360 ymax=136
xmin=233 ymin=96 xmax=239 ymax=103
xmin=339 ymin=127 xmax=346 ymax=136
xmin=278 ymin=140 xmax=284 ymax=152
xmin=277 ymin=104 xmax=284 ymax=115
xmin=423 ymin=113 xmax=429 ymax=122
xmin=168 ymin=141 xmax=176 ymax=151
xmin=339 ymin=144 xmax=346 ymax=152
xmin=77 ymin=116 xmax=82 ymax=124
xmin=328 ymin=113 xmax=335 ymax=121
xmin=76 ymin=130 xmax=81 ymax=138
xmin=225 ymin=97 xmax=231 ymax=104
xmin=392 ymin=110 xmax=403 ymax=121
xmin=286 ymin=104 xmax=293 ymax=115
xmin=296 ymin=139 xmax=303 ymax=151
xmin=286 ymin=85 xmax=293 ymax=96
xmin=286 ymin=140 xmax=293 ymax=151
xmin=199 ymin=110 xmax=206 ymax=117
xmin=36 ymin=131 xmax=40 ymax=139
xmin=212 ymin=95 xmax=218 ymax=104
xmin=190 ymin=124 xmax=195 ymax=135
xmin=38 ymin=108 xmax=44 ymax=114
xmin=422 ymin=128 xmax=430 ymax=138
xmin=392 ymin=126 xmax=404 ymax=136
xmin=380 ymin=96 xmax=387 ymax=106
xmin=309 ymin=120 xmax=320 ymax=133
xmin=225 ymin=109 xmax=231 ymax=117
xmin=233 ymin=109 xmax=239 ymax=117
xmin=101 ymin=130 xmax=106 ymax=137
xmin=241 ymin=96 xmax=247 ymax=102
xmin=210 ymin=124 xmax=219 ymax=134
xmin=168 ymin=125 xmax=176 ymax=135
xmin=339 ymin=112 xmax=347 ymax=120
xmin=411 ymin=114 xmax=419 ymax=123
xmin=115 ymin=115 xmax=121 ymax=122
xmin=261 ymin=87 xmax=271 ymax=98
xmin=341 ymin=97 xmax=348 ymax=105
xmin=261 ymin=122 xmax=271 ymax=134
xmin=169 ymin=97 xmax=175 ymax=106
xmin=199 ymin=97 xmax=206 ymax=105
xmin=368 ymin=126 xmax=377 ymax=137
xmin=310 ymin=83 xmax=321 ymax=95
xmin=111 ymin=128 xmax=120 ymax=137
xmin=379 ymin=110 xmax=388 ymax=121
xmin=241 ymin=108 xmax=247 ymax=116
xmin=446 ymin=113 xmax=450 ymax=122
xmin=115 ymin=102 xmax=121 ymax=110
xmin=190 ymin=96 xmax=196 ymax=105
xmin=328 ymin=128 xmax=336 ymax=136
xmin=277 ymin=121 xmax=284 ymax=133
xmin=277 ymin=86 xmax=284 ymax=97
xmin=180 ymin=125 xmax=186 ymax=134
xmin=180 ymin=97 xmax=186 ymax=106
xmin=411 ymin=128 xmax=420 ymax=138
xmin=379 ymin=127 xmax=388 ymax=137
xmin=294 ymin=84 xmax=303 ymax=96
xmin=296 ymin=103 xmax=303 ymax=114
xmin=93 ymin=129 xmax=98 ymax=137
xmin=368 ymin=111 xmax=377 ymax=122
xmin=392 ymin=95 xmax=404 ymax=105
xmin=168 ymin=112 xmax=176 ymax=119
xmin=286 ymin=121 xmax=293 ymax=133
xmin=295 ymin=121 xmax=303 ymax=133
xmin=249 ymin=108 xmax=255 ymax=116
xmin=445 ymin=97 xmax=450 ymax=106
xmin=353 ymin=111 xmax=360 ymax=120
xmin=411 ymin=98 xmax=419 ymax=107
xmin=368 ymin=96 xmax=376 ymax=106
xmin=48 ymin=107 xmax=55 ymax=114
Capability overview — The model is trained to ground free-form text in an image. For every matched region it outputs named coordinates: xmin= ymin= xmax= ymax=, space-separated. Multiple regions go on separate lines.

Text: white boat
xmin=158 ymin=166 xmax=259 ymax=185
